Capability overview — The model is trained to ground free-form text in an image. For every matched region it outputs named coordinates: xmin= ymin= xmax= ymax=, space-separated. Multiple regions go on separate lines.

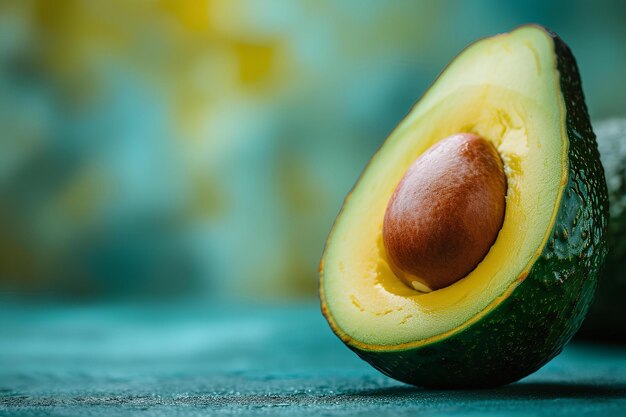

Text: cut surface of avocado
xmin=320 ymin=25 xmax=607 ymax=388
xmin=323 ymin=27 xmax=563 ymax=346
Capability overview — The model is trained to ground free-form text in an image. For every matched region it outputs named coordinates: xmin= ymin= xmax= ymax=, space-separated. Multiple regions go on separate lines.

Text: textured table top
xmin=1 ymin=301 xmax=625 ymax=416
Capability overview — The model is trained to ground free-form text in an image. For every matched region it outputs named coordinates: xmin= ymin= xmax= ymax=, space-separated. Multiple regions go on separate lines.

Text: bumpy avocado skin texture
xmin=346 ymin=28 xmax=608 ymax=388
xmin=577 ymin=119 xmax=626 ymax=343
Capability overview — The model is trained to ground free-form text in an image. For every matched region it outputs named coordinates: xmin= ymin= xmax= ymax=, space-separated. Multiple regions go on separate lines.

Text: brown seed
xmin=382 ymin=133 xmax=507 ymax=292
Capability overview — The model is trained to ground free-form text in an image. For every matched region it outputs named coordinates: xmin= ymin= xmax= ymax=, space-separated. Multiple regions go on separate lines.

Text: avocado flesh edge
xmin=322 ymin=26 xmax=565 ymax=346
xmin=321 ymin=26 xmax=608 ymax=388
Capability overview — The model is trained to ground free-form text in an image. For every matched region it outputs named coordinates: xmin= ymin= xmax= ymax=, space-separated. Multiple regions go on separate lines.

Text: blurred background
xmin=1 ymin=0 xmax=625 ymax=302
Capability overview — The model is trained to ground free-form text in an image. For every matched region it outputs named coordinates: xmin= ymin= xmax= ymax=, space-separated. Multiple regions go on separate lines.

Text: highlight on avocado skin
xmin=320 ymin=25 xmax=608 ymax=389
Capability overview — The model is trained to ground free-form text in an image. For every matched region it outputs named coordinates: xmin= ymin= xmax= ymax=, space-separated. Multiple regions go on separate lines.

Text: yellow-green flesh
xmin=322 ymin=27 xmax=565 ymax=347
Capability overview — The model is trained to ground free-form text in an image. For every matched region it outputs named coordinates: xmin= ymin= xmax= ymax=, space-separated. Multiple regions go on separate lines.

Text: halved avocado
xmin=320 ymin=25 xmax=608 ymax=388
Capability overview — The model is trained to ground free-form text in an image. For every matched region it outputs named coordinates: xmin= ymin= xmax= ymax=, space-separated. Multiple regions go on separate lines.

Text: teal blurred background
xmin=1 ymin=0 xmax=625 ymax=301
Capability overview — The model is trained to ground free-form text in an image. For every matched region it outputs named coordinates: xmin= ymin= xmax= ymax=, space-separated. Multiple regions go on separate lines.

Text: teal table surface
xmin=1 ymin=301 xmax=625 ymax=416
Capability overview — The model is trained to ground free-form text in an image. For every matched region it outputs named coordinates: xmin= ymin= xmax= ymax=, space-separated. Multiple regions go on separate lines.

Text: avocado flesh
xmin=320 ymin=25 xmax=608 ymax=388
xmin=577 ymin=119 xmax=626 ymax=342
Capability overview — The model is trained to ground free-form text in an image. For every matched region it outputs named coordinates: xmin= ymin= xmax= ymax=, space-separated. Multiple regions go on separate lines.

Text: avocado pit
xmin=382 ymin=133 xmax=507 ymax=292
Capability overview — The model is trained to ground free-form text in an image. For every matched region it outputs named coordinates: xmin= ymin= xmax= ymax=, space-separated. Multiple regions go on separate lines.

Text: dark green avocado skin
xmin=350 ymin=28 xmax=609 ymax=389
xmin=577 ymin=119 xmax=626 ymax=343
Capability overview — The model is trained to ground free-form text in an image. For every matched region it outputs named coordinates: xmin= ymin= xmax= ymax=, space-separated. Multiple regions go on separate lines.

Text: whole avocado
xmin=577 ymin=119 xmax=626 ymax=342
